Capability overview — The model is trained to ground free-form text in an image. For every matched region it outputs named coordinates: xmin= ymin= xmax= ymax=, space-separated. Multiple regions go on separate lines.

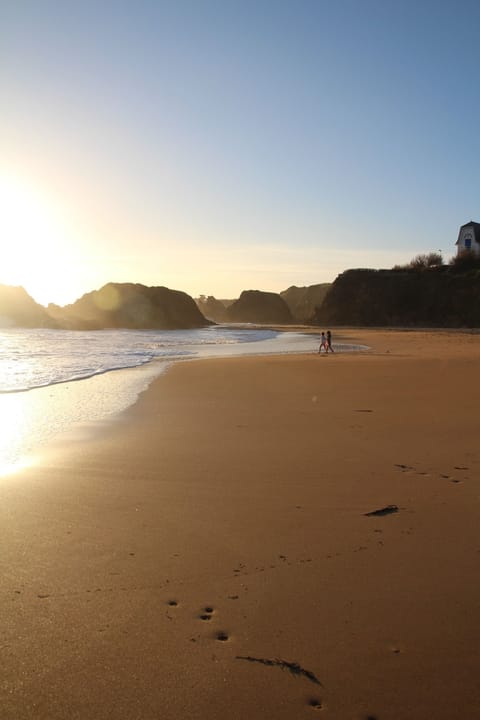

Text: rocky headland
xmin=0 ymin=284 xmax=58 ymax=329
xmin=4 ymin=260 xmax=480 ymax=330
xmin=225 ymin=290 xmax=293 ymax=324
xmin=47 ymin=283 xmax=211 ymax=330
xmin=314 ymin=266 xmax=480 ymax=327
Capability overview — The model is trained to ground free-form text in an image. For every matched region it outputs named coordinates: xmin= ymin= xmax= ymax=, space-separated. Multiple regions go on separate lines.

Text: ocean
xmin=0 ymin=326 xmax=366 ymax=474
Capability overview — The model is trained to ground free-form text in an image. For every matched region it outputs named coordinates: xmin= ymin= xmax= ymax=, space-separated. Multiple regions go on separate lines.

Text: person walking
xmin=326 ymin=330 xmax=334 ymax=353
xmin=318 ymin=332 xmax=328 ymax=353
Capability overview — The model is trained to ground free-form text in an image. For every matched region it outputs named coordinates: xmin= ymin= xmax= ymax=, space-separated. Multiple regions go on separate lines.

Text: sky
xmin=1 ymin=0 xmax=479 ymax=306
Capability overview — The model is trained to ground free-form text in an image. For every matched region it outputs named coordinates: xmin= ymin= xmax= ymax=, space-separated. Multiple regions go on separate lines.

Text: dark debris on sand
xmin=236 ymin=656 xmax=322 ymax=685
xmin=364 ymin=504 xmax=399 ymax=517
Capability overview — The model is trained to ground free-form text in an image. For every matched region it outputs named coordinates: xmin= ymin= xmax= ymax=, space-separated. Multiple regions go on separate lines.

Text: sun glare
xmin=0 ymin=173 xmax=80 ymax=306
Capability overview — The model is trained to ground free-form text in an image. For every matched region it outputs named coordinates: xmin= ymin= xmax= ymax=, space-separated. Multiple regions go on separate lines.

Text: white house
xmin=456 ymin=221 xmax=480 ymax=256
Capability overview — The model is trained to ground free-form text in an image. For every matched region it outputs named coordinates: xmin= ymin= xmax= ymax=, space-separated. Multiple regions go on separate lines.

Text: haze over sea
xmin=0 ymin=326 xmax=366 ymax=475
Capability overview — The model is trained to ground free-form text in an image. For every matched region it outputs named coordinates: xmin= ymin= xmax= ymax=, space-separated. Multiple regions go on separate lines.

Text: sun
xmin=0 ymin=173 xmax=81 ymax=306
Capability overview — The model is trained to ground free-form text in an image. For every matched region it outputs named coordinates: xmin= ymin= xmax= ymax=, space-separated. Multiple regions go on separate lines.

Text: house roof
xmin=456 ymin=221 xmax=480 ymax=245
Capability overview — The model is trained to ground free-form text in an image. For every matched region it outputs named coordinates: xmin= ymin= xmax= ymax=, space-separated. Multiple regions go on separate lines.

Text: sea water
xmin=0 ymin=326 xmax=367 ymax=474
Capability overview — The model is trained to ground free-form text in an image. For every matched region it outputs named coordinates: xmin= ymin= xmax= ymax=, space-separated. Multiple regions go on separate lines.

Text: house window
xmin=465 ymin=237 xmax=472 ymax=249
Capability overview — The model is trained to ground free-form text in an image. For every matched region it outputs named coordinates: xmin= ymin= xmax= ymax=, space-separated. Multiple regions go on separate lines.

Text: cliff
xmin=226 ymin=290 xmax=293 ymax=324
xmin=314 ymin=267 xmax=480 ymax=327
xmin=49 ymin=283 xmax=212 ymax=330
xmin=0 ymin=285 xmax=58 ymax=328
xmin=280 ymin=283 xmax=331 ymax=323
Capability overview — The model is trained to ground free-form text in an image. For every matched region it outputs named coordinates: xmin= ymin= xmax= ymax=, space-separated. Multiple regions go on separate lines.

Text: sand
xmin=2 ymin=329 xmax=480 ymax=720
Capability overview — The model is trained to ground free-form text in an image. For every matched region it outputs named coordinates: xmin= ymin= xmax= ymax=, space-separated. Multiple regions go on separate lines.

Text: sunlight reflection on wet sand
xmin=0 ymin=392 xmax=38 ymax=476
xmin=0 ymin=361 xmax=170 ymax=477
xmin=0 ymin=381 xmax=111 ymax=478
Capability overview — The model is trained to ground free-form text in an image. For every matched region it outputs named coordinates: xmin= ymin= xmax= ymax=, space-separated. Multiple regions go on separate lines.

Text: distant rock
xmin=226 ymin=290 xmax=293 ymax=324
xmin=49 ymin=283 xmax=212 ymax=330
xmin=195 ymin=295 xmax=228 ymax=323
xmin=0 ymin=285 xmax=58 ymax=328
xmin=280 ymin=283 xmax=331 ymax=323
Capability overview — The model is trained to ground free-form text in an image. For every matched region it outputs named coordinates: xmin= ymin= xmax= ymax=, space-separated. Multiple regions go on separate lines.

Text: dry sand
xmin=2 ymin=329 xmax=480 ymax=720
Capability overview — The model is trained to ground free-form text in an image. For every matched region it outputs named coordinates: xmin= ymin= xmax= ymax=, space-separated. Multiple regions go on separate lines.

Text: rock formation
xmin=195 ymin=295 xmax=228 ymax=323
xmin=280 ymin=283 xmax=331 ymax=323
xmin=0 ymin=284 xmax=58 ymax=328
xmin=48 ymin=283 xmax=212 ymax=330
xmin=226 ymin=290 xmax=293 ymax=324
xmin=314 ymin=267 xmax=480 ymax=327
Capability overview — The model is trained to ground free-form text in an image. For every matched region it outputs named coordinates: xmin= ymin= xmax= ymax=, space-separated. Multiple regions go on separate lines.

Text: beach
xmin=2 ymin=329 xmax=480 ymax=720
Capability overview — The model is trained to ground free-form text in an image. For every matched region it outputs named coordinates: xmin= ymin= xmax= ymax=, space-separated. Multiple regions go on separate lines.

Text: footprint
xmin=199 ymin=606 xmax=214 ymax=621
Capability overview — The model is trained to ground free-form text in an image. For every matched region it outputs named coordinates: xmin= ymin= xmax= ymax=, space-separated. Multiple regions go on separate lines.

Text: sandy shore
xmin=2 ymin=329 xmax=480 ymax=719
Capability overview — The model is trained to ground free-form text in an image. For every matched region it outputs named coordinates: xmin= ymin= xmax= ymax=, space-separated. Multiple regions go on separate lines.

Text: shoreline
xmin=0 ymin=326 xmax=353 ymax=475
xmin=2 ymin=329 xmax=480 ymax=719
xmin=0 ymin=327 xmax=320 ymax=474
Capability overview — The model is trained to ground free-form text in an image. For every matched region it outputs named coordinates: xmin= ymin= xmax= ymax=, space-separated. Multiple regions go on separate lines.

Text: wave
xmin=0 ymin=327 xmax=281 ymax=394
xmin=0 ymin=351 xmax=199 ymax=394
xmin=0 ymin=327 xmax=368 ymax=394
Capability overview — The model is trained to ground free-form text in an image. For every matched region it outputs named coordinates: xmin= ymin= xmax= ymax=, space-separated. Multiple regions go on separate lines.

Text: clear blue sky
xmin=1 ymin=0 xmax=479 ymax=304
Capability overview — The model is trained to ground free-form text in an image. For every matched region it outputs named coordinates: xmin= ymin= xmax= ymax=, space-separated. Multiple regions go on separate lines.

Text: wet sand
xmin=2 ymin=329 xmax=480 ymax=719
